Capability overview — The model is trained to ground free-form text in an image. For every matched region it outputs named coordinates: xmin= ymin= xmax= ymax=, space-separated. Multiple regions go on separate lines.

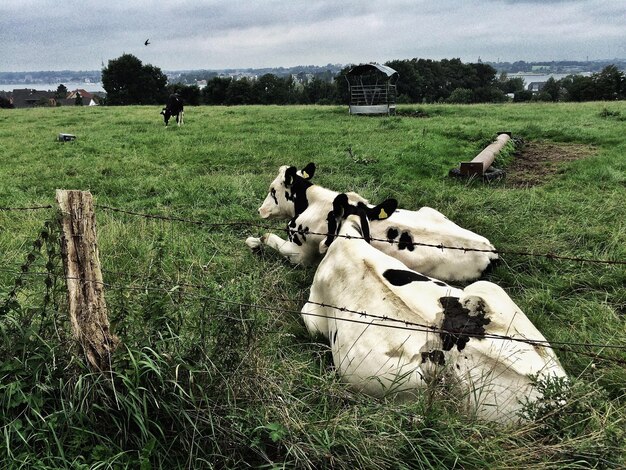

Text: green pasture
xmin=1 ymin=103 xmax=625 ymax=468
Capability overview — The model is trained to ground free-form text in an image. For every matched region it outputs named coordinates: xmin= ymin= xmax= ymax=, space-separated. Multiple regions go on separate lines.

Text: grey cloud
xmin=0 ymin=0 xmax=624 ymax=71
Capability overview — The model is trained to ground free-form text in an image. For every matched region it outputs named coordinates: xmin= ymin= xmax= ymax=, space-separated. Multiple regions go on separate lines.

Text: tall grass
xmin=1 ymin=103 xmax=625 ymax=468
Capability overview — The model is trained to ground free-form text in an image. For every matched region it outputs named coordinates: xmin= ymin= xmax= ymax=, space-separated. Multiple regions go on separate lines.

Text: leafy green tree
xmin=74 ymin=92 xmax=83 ymax=106
xmin=202 ymin=77 xmax=232 ymax=104
xmin=0 ymin=96 xmax=13 ymax=108
xmin=446 ymin=88 xmax=473 ymax=104
xmin=496 ymin=73 xmax=524 ymax=95
xmin=167 ymin=84 xmax=201 ymax=105
xmin=414 ymin=59 xmax=445 ymax=102
xmin=513 ymin=90 xmax=533 ymax=102
xmin=542 ymin=77 xmax=560 ymax=101
xmin=561 ymin=75 xmax=595 ymax=101
xmin=385 ymin=59 xmax=421 ymax=102
xmin=252 ymin=74 xmax=294 ymax=104
xmin=55 ymin=84 xmax=68 ymax=100
xmin=593 ymin=65 xmax=625 ymax=100
xmin=102 ymin=54 xmax=168 ymax=105
xmin=334 ymin=66 xmax=351 ymax=104
xmin=475 ymin=86 xmax=507 ymax=103
xmin=301 ymin=77 xmax=337 ymax=104
xmin=224 ymin=78 xmax=253 ymax=105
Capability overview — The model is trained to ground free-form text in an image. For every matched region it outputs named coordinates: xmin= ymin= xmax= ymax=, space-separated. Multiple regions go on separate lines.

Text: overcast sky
xmin=1 ymin=0 xmax=625 ymax=72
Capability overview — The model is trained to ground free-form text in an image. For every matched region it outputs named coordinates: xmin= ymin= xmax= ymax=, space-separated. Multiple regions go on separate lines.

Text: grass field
xmin=1 ymin=102 xmax=625 ymax=468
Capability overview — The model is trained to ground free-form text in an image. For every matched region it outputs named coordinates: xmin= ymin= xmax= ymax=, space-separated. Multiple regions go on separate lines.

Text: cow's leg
xmin=246 ymin=233 xmax=311 ymax=265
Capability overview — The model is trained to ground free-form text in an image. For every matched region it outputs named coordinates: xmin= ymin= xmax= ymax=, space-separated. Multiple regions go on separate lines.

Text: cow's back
xmin=303 ymin=233 xmax=452 ymax=398
xmin=370 ymin=207 xmax=498 ymax=282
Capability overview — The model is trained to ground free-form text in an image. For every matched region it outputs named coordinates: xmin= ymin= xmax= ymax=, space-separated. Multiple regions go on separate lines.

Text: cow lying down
xmin=246 ymin=163 xmax=498 ymax=282
xmin=301 ymin=194 xmax=567 ymax=423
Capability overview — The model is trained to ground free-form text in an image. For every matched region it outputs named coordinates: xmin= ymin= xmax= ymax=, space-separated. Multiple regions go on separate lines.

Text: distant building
xmin=66 ymin=89 xmax=102 ymax=106
xmin=4 ymin=88 xmax=105 ymax=108
xmin=528 ymin=82 xmax=546 ymax=93
xmin=10 ymin=89 xmax=56 ymax=108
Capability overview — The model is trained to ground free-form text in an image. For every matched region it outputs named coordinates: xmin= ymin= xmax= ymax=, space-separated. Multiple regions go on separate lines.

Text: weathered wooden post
xmin=56 ymin=190 xmax=119 ymax=371
xmin=460 ymin=132 xmax=512 ymax=177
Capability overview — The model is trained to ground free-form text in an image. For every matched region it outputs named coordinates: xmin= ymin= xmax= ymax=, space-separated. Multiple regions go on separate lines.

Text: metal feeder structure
xmin=345 ymin=63 xmax=398 ymax=115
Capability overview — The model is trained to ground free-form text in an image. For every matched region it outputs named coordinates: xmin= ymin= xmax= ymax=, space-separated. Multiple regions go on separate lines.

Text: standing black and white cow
xmin=246 ymin=163 xmax=498 ymax=282
xmin=160 ymin=94 xmax=184 ymax=126
xmin=300 ymin=194 xmax=567 ymax=423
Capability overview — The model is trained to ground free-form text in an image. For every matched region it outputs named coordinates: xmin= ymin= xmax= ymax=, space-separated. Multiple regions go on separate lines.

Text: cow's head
xmin=321 ymin=193 xmax=397 ymax=251
xmin=160 ymin=108 xmax=171 ymax=126
xmin=258 ymin=163 xmax=316 ymax=219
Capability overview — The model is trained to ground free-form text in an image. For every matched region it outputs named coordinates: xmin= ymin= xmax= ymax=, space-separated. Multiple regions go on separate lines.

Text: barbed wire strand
xmin=3 ymin=269 xmax=625 ymax=364
xmin=95 ymin=204 xmax=270 ymax=229
xmin=94 ymin=204 xmax=626 ymax=266
xmin=3 ymin=202 xmax=624 ymax=265
xmin=83 ymin=278 xmax=626 ymax=366
xmin=0 ymin=205 xmax=54 ymax=212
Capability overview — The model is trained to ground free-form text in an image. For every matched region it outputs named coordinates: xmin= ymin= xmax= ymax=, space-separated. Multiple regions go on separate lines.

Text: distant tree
xmin=593 ymin=65 xmax=625 ymax=100
xmin=252 ymin=74 xmax=294 ymax=104
xmin=513 ymin=90 xmax=533 ymax=102
xmin=55 ymin=84 xmax=68 ymax=100
xmin=224 ymin=78 xmax=253 ymax=105
xmin=561 ymin=75 xmax=595 ymax=101
xmin=74 ymin=92 xmax=83 ymax=106
xmin=534 ymin=90 xmax=553 ymax=102
xmin=475 ymin=86 xmax=507 ymax=103
xmin=334 ymin=66 xmax=352 ymax=104
xmin=102 ymin=54 xmax=168 ymax=105
xmin=493 ymin=73 xmax=523 ymax=96
xmin=510 ymin=61 xmax=531 ymax=73
xmin=446 ymin=88 xmax=473 ymax=104
xmin=203 ymin=77 xmax=232 ymax=105
xmin=413 ymin=59 xmax=445 ymax=102
xmin=542 ymin=77 xmax=560 ymax=101
xmin=301 ymin=77 xmax=337 ymax=104
xmin=385 ymin=59 xmax=421 ymax=102
xmin=0 ymin=96 xmax=13 ymax=108
xmin=167 ymin=83 xmax=201 ymax=105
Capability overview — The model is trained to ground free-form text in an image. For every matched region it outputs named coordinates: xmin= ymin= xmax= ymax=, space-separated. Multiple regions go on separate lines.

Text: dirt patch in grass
xmin=505 ymin=141 xmax=597 ymax=187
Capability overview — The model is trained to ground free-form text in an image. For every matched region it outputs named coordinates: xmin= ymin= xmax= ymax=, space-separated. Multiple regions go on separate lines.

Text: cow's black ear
xmin=301 ymin=162 xmax=316 ymax=180
xmin=284 ymin=166 xmax=297 ymax=186
xmin=367 ymin=199 xmax=398 ymax=220
xmin=332 ymin=193 xmax=350 ymax=218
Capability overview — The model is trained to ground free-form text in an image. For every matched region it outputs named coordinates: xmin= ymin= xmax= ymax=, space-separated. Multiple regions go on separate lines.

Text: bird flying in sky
xmin=144 ymin=39 xmax=150 ymax=46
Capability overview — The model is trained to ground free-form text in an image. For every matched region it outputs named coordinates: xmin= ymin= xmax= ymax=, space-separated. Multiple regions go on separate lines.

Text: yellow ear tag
xmin=379 ymin=208 xmax=388 ymax=219
xmin=302 ymin=170 xmax=309 ymax=179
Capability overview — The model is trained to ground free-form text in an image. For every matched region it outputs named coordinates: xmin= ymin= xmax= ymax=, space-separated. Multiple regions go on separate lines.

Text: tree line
xmin=100 ymin=54 xmax=626 ymax=107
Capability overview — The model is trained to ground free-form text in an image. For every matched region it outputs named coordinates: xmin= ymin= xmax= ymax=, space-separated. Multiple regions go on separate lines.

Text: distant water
xmin=507 ymin=72 xmax=592 ymax=86
xmin=0 ymin=82 xmax=105 ymax=92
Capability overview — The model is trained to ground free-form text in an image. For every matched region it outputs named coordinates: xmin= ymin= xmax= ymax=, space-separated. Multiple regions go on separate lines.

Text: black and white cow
xmin=246 ymin=163 xmax=498 ymax=282
xmin=300 ymin=194 xmax=567 ymax=423
xmin=160 ymin=94 xmax=184 ymax=126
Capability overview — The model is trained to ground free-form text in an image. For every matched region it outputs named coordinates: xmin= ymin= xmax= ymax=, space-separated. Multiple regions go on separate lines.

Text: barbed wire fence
xmin=3 ymin=202 xmax=626 ymax=266
xmin=1 ymin=196 xmax=625 ymax=370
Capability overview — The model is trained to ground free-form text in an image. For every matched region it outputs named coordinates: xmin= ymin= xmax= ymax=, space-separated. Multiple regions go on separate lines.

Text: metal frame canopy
xmin=345 ymin=63 xmax=399 ymax=115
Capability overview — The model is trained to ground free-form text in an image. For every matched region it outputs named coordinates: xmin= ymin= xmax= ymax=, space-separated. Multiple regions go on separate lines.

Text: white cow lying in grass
xmin=246 ymin=163 xmax=499 ymax=282
xmin=300 ymin=194 xmax=567 ymax=423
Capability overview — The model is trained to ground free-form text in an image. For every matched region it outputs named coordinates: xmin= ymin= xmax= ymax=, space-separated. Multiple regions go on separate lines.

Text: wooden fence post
xmin=56 ymin=190 xmax=119 ymax=371
xmin=460 ymin=132 xmax=512 ymax=177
